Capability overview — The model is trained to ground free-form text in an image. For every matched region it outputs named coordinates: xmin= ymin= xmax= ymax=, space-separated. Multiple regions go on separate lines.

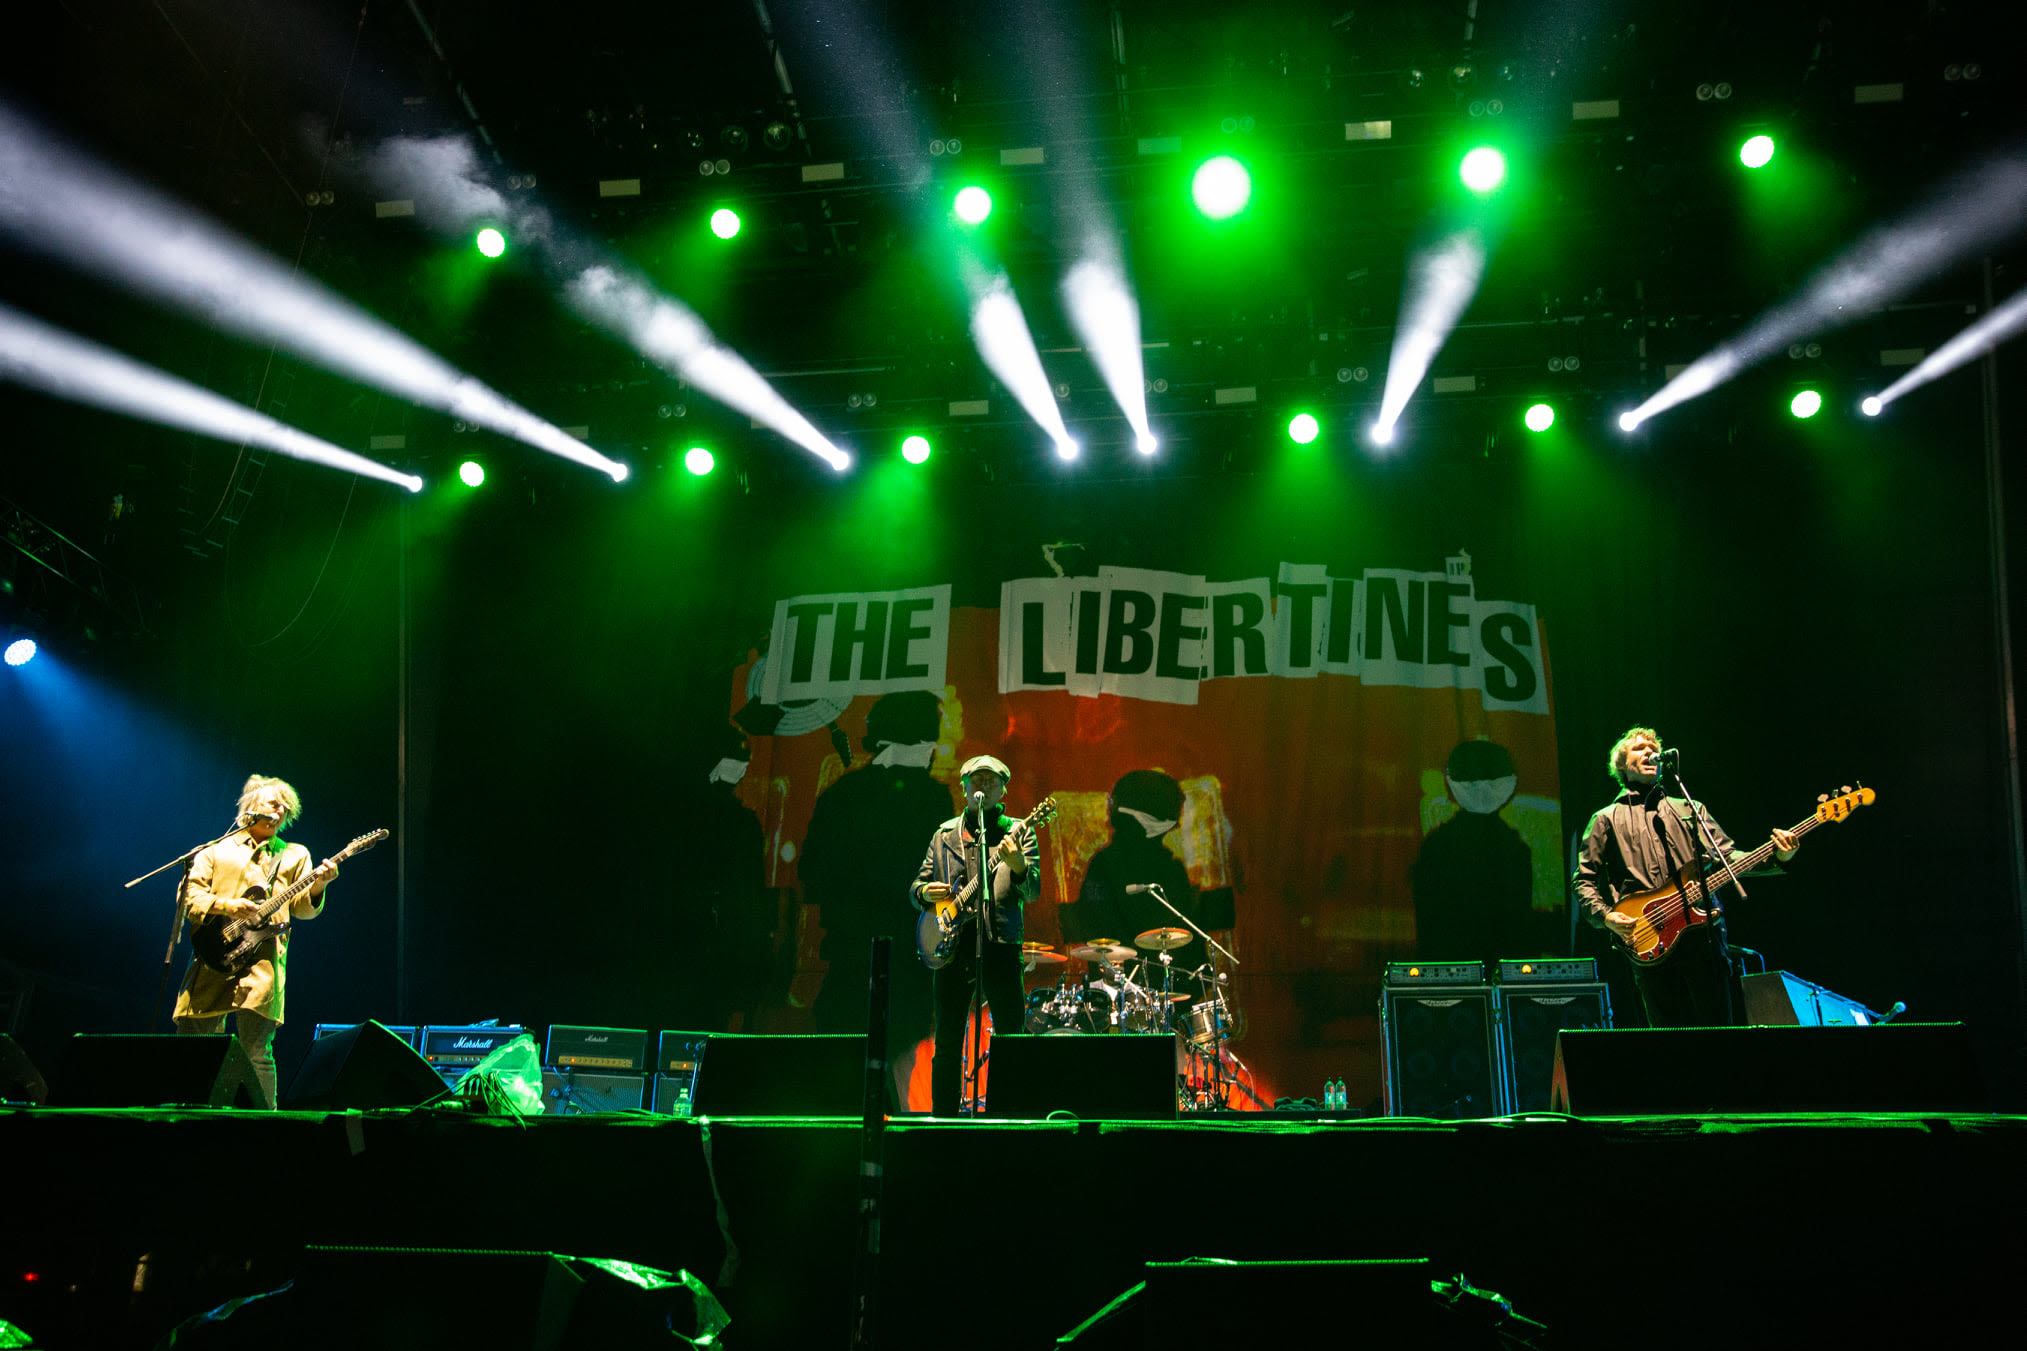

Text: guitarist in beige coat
xmin=1573 ymin=729 xmax=1797 ymax=1028
xmin=172 ymin=774 xmax=337 ymax=1108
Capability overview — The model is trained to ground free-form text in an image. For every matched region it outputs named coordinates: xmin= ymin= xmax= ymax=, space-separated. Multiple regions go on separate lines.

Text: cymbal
xmin=1021 ymin=943 xmax=1067 ymax=966
xmin=1067 ymin=942 xmax=1137 ymax=964
xmin=1135 ymin=927 xmax=1192 ymax=951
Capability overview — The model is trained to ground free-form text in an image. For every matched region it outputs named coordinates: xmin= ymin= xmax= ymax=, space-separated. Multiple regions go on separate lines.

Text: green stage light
xmin=458 ymin=460 xmax=485 ymax=487
xmin=1790 ymin=389 xmax=1822 ymax=419
xmin=710 ymin=208 xmax=742 ymax=240
xmin=1740 ymin=134 xmax=1776 ymax=169
xmin=953 ymin=185 xmax=993 ymax=225
xmin=1192 ymin=156 xmax=1252 ymax=219
xmin=1459 ymin=147 xmax=1507 ymax=193
xmin=475 ymin=227 xmax=506 ymax=258
xmin=684 ymin=446 xmax=716 ymax=476
xmin=1287 ymin=412 xmax=1320 ymax=445
xmin=1524 ymin=403 xmax=1556 ymax=432
xmin=901 ymin=434 xmax=932 ymax=464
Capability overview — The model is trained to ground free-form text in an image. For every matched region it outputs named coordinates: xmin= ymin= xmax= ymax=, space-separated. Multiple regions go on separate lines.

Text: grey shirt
xmin=1571 ymin=787 xmax=1742 ymax=929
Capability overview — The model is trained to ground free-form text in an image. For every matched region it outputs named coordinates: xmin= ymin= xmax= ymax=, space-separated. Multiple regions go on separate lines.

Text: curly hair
xmin=1606 ymin=727 xmax=1662 ymax=790
xmin=235 ymin=774 xmax=304 ymax=831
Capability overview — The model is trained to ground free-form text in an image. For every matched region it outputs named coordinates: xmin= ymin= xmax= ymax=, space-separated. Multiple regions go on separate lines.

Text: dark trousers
xmin=931 ymin=931 xmax=1024 ymax=1116
xmin=1631 ymin=924 xmax=1739 ymax=1028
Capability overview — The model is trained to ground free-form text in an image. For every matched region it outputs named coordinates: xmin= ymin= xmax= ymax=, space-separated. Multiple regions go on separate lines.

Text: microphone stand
xmin=965 ymin=792 xmax=990 ymax=1118
xmin=1665 ymin=759 xmax=1750 ymax=1015
xmin=1135 ymin=883 xmax=1243 ymax=1106
xmin=130 ymin=820 xmax=251 ymax=1033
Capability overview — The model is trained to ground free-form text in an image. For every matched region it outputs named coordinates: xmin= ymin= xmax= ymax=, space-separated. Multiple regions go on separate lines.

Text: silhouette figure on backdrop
xmin=676 ymin=727 xmax=770 ymax=1031
xmin=802 ymin=691 xmax=951 ymax=1087
xmin=1410 ymin=739 xmax=1542 ymax=962
xmin=1062 ymin=770 xmax=1221 ymax=1008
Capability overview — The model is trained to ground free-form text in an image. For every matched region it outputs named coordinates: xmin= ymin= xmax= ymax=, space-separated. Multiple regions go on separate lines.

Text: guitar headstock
xmin=1028 ymin=796 xmax=1059 ymax=829
xmin=335 ymin=828 xmax=392 ymax=861
xmin=1814 ymin=785 xmax=1876 ymax=822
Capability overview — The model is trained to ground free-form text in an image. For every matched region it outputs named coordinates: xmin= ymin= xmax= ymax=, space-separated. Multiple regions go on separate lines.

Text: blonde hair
xmin=1607 ymin=727 xmax=1661 ymax=790
xmin=236 ymin=774 xmax=303 ymax=830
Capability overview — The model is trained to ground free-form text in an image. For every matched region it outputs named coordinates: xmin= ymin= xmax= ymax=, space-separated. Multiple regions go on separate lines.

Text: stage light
xmin=1867 ymin=282 xmax=2027 ymax=416
xmin=684 ymin=446 xmax=715 ymax=475
xmin=1135 ymin=432 xmax=1159 ymax=455
xmin=954 ymin=185 xmax=993 ymax=225
xmin=1524 ymin=402 xmax=1555 ymax=432
xmin=963 ymin=263 xmax=1078 ymax=460
xmin=1373 ymin=230 xmax=1486 ymax=446
xmin=475 ymin=227 xmax=506 ymax=258
xmin=1460 ymin=147 xmax=1507 ymax=193
xmin=1369 ymin=422 xmax=1396 ymax=447
xmin=4 ymin=638 xmax=34 ymax=667
xmin=1061 ymin=259 xmax=1156 ymax=456
xmin=1740 ymin=134 xmax=1776 ymax=169
xmin=901 ymin=434 xmax=931 ymax=464
xmin=1288 ymin=412 xmax=1320 ymax=444
xmin=610 ymin=461 xmax=630 ymax=482
xmin=458 ymin=460 xmax=485 ymax=487
xmin=710 ymin=208 xmax=741 ymax=240
xmin=1862 ymin=396 xmax=1883 ymax=417
xmin=0 ymin=302 xmax=424 ymax=491
xmin=1790 ymin=389 xmax=1822 ymax=418
xmin=1054 ymin=437 xmax=1080 ymax=462
xmin=1618 ymin=411 xmax=1641 ymax=432
xmin=1191 ymin=156 xmax=1252 ymax=219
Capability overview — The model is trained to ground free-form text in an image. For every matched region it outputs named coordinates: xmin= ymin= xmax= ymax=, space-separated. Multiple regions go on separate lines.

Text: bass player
xmin=173 ymin=773 xmax=338 ymax=1108
xmin=1572 ymin=728 xmax=1797 ymax=1028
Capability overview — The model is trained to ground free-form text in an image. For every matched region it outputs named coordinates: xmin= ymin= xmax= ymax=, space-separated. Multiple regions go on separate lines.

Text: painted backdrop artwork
xmin=727 ymin=552 xmax=1562 ymax=1109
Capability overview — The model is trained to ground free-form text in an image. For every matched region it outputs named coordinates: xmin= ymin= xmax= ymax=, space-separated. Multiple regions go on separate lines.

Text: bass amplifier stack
xmin=1380 ymin=959 xmax=1611 ymax=1118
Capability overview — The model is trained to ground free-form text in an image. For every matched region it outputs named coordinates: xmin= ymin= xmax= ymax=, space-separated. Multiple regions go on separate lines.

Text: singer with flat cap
xmin=172 ymin=774 xmax=337 ymax=1108
xmin=911 ymin=753 xmax=1040 ymax=1116
xmin=1572 ymin=728 xmax=1797 ymax=1028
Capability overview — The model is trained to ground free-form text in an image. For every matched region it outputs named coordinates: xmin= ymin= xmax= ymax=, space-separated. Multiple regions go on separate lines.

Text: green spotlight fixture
xmin=1524 ymin=402 xmax=1556 ymax=432
xmin=1287 ymin=412 xmax=1320 ymax=445
xmin=684 ymin=446 xmax=716 ymax=476
xmin=953 ymin=185 xmax=993 ymax=225
xmin=1790 ymin=389 xmax=1822 ymax=419
xmin=901 ymin=434 xmax=932 ymax=464
xmin=475 ymin=227 xmax=506 ymax=258
xmin=1739 ymin=134 xmax=1776 ymax=169
xmin=1191 ymin=156 xmax=1252 ymax=219
xmin=458 ymin=460 xmax=485 ymax=487
xmin=710 ymin=208 xmax=742 ymax=240
xmin=1459 ymin=146 xmax=1507 ymax=193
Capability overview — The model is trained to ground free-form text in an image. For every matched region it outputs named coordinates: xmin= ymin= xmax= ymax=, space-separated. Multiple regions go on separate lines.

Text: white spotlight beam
xmin=1621 ymin=153 xmax=2027 ymax=430
xmin=1873 ymin=283 xmax=2027 ymax=411
xmin=1373 ymin=231 xmax=1486 ymax=442
xmin=0 ymin=303 xmax=422 ymax=492
xmin=964 ymin=263 xmax=1078 ymax=458
xmin=1062 ymin=257 xmax=1155 ymax=452
xmin=0 ymin=104 xmax=622 ymax=480
xmin=364 ymin=136 xmax=848 ymax=471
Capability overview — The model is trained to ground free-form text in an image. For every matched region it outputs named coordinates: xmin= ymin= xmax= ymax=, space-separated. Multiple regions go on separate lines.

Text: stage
xmin=5 ymin=1104 xmax=2023 ymax=1349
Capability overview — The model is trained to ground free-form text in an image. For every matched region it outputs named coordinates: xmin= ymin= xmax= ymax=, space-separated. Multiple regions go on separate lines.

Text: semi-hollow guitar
xmin=915 ymin=798 xmax=1057 ymax=970
xmin=191 ymin=828 xmax=389 ymax=978
xmin=1608 ymin=787 xmax=1873 ymax=964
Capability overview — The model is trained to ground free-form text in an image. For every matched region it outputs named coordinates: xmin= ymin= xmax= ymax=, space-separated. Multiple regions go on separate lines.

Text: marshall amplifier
xmin=420 ymin=1025 xmax=527 ymax=1070
xmin=544 ymin=1025 xmax=647 ymax=1072
xmin=539 ymin=1067 xmax=646 ymax=1115
xmin=1380 ymin=984 xmax=1507 ymax=1118
xmin=653 ymin=1032 xmax=709 ymax=1117
xmin=315 ymin=1023 xmax=420 ymax=1049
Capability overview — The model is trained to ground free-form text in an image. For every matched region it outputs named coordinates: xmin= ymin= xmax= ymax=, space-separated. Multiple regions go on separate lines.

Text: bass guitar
xmin=915 ymin=798 xmax=1057 ymax=970
xmin=191 ymin=828 xmax=389 ymax=978
xmin=1609 ymin=787 xmax=1873 ymax=965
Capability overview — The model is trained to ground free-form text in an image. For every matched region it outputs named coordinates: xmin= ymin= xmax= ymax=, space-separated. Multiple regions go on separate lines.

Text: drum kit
xmin=1020 ymin=928 xmax=1240 ymax=1099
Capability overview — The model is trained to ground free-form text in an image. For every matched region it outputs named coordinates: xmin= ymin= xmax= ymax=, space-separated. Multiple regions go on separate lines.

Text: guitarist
xmin=172 ymin=774 xmax=338 ymax=1108
xmin=910 ymin=754 xmax=1040 ymax=1116
xmin=1572 ymin=729 xmax=1797 ymax=1028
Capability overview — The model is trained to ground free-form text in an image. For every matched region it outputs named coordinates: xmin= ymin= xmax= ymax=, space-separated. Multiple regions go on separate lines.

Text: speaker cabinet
xmin=539 ymin=1068 xmax=646 ymax=1114
xmin=55 ymin=1033 xmax=266 ymax=1109
xmin=1381 ymin=985 xmax=1505 ymax=1118
xmin=286 ymin=1020 xmax=446 ymax=1110
xmin=985 ymin=1033 xmax=1177 ymax=1120
xmin=683 ymin=1033 xmax=865 ymax=1116
xmin=1500 ymin=983 xmax=1611 ymax=1113
xmin=0 ymin=1033 xmax=47 ymax=1105
xmin=1551 ymin=1022 xmax=1989 ymax=1115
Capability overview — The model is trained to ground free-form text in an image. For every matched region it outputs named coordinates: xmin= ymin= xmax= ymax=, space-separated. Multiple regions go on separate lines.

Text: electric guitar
xmin=915 ymin=798 xmax=1057 ymax=970
xmin=1608 ymin=787 xmax=1873 ymax=965
xmin=191 ymin=829 xmax=389 ymax=978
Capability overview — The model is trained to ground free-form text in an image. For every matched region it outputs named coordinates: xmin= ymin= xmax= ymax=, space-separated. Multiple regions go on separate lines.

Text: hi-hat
xmin=1135 ymin=927 xmax=1191 ymax=951
xmin=1021 ymin=942 xmax=1067 ymax=966
xmin=1067 ymin=941 xmax=1136 ymax=964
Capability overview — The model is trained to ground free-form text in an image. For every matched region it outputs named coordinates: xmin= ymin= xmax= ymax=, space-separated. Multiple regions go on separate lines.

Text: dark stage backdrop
xmin=3 ymin=363 xmax=2023 ymax=1107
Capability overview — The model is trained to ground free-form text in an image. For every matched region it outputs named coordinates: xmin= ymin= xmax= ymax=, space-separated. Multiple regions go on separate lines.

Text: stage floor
xmin=6 ymin=1106 xmax=2023 ymax=1349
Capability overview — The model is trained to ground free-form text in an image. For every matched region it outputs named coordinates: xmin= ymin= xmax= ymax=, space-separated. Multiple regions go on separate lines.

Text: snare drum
xmin=1184 ymin=997 xmax=1227 ymax=1048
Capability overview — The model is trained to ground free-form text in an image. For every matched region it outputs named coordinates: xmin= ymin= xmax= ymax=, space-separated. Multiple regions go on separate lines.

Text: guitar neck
xmin=1713 ymin=810 xmax=1826 ymax=876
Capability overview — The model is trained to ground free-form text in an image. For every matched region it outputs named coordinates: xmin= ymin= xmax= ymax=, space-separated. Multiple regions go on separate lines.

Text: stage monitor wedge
xmin=1551 ymin=1022 xmax=1988 ymax=1115
xmin=54 ymin=1033 xmax=267 ymax=1109
xmin=286 ymin=1019 xmax=446 ymax=1110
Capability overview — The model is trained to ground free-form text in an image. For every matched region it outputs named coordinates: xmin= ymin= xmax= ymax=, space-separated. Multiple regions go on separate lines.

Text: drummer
xmin=1060 ymin=769 xmax=1212 ymax=1006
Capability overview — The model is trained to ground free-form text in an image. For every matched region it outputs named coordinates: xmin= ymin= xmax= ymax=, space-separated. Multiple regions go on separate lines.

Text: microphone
xmin=242 ymin=812 xmax=278 ymax=825
xmin=1124 ymin=883 xmax=1153 ymax=895
xmin=970 ymin=791 xmax=985 ymax=806
xmin=1657 ymin=747 xmax=1681 ymax=773
xmin=1874 ymin=1000 xmax=1907 ymax=1025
